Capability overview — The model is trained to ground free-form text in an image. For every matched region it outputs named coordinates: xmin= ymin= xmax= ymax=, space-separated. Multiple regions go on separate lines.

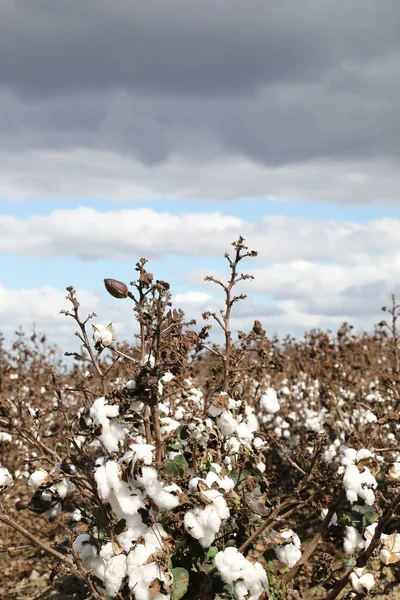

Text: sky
xmin=1 ymin=0 xmax=400 ymax=352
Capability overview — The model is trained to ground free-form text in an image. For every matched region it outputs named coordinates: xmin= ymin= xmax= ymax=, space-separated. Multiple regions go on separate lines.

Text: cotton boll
xmin=104 ymin=554 xmax=127 ymax=598
xmin=28 ymin=469 xmax=49 ymax=489
xmin=90 ymin=397 xmax=125 ymax=453
xmin=214 ymin=547 xmax=269 ymax=599
xmin=54 ymin=478 xmax=76 ymax=499
xmin=356 ymin=449 xmax=372 ymax=463
xmin=260 ymin=388 xmax=280 ymax=414
xmin=92 ymin=323 xmax=115 ymax=348
xmin=343 ymin=526 xmax=365 ymax=554
xmin=343 ymin=464 xmax=361 ymax=504
xmin=389 ymin=462 xmax=400 ymax=480
xmin=0 ymin=468 xmax=13 ymax=493
xmin=161 ymin=371 xmax=174 ymax=383
xmin=159 ymin=417 xmax=180 ymax=435
xmin=217 ymin=410 xmax=238 ymax=436
xmin=184 ymin=489 xmax=229 ymax=547
xmin=274 ymin=530 xmax=302 ymax=568
xmin=127 ymin=544 xmax=170 ymax=600
xmin=350 ymin=569 xmax=375 ymax=593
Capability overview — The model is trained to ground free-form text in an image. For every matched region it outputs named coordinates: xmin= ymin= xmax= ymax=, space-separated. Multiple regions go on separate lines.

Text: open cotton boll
xmin=343 ymin=464 xmax=377 ymax=506
xmin=214 ymin=547 xmax=269 ymax=600
xmin=216 ymin=410 xmax=238 ymax=436
xmin=53 ymin=478 xmax=76 ymax=499
xmin=92 ymin=323 xmax=115 ymax=348
xmin=90 ymin=397 xmax=125 ymax=453
xmin=161 ymin=371 xmax=174 ymax=383
xmin=126 ymin=544 xmax=170 ymax=600
xmin=343 ymin=526 xmax=365 ymax=554
xmin=389 ymin=462 xmax=400 ymax=480
xmin=274 ymin=530 xmax=302 ymax=568
xmin=350 ymin=569 xmax=375 ymax=593
xmin=73 ymin=534 xmax=106 ymax=582
xmin=260 ymin=388 xmax=280 ymax=413
xmin=104 ymin=554 xmax=128 ymax=598
xmin=184 ymin=490 xmax=229 ymax=548
xmin=137 ymin=466 xmax=180 ymax=510
xmin=127 ymin=444 xmax=155 ymax=466
xmin=159 ymin=417 xmax=180 ymax=435
xmin=0 ymin=467 xmax=13 ymax=492
xmin=94 ymin=460 xmax=145 ymax=517
xmin=28 ymin=469 xmax=49 ymax=489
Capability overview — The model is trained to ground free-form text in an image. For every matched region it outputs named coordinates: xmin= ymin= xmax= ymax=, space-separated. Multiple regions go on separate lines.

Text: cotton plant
xmin=5 ymin=245 xmax=400 ymax=600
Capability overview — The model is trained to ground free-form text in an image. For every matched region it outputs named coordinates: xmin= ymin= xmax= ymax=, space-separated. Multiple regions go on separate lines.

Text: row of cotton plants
xmin=1 ymin=239 xmax=400 ymax=599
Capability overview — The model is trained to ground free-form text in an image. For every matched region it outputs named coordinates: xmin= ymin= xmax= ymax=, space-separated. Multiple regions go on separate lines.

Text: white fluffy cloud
xmin=1 ymin=207 xmax=400 ymax=266
xmin=1 ymin=207 xmax=397 ymax=348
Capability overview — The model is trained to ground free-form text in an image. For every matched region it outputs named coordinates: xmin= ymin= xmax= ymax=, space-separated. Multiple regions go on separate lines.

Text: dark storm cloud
xmin=1 ymin=0 xmax=400 ymax=195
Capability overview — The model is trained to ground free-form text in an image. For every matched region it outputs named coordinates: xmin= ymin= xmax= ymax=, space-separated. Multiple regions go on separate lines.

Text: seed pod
xmin=104 ymin=278 xmax=129 ymax=299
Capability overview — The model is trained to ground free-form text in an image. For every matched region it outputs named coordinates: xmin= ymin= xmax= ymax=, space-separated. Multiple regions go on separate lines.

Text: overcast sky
xmin=1 ymin=0 xmax=400 ymax=351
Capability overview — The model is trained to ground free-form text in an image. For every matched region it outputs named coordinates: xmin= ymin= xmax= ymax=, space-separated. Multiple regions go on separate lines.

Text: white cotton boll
xmin=126 ymin=379 xmax=136 ymax=391
xmin=92 ymin=323 xmax=115 ymax=348
xmin=175 ymin=407 xmax=185 ymax=420
xmin=340 ymin=447 xmax=357 ymax=466
xmin=216 ymin=410 xmax=238 ymax=436
xmin=253 ymin=437 xmax=265 ymax=450
xmin=389 ymin=462 xmax=400 ymax=480
xmin=358 ymin=468 xmax=377 ymax=506
xmin=117 ymin=518 xmax=147 ymax=552
xmin=72 ymin=509 xmax=82 ymax=521
xmin=90 ymin=397 xmax=125 ymax=453
xmin=127 ymin=544 xmax=171 ymax=600
xmin=73 ymin=536 xmax=106 ymax=582
xmin=160 ymin=417 xmax=180 ymax=435
xmin=274 ymin=530 xmax=301 ymax=568
xmin=128 ymin=444 xmax=155 ymax=466
xmin=54 ymin=478 xmax=76 ymax=499
xmin=350 ymin=569 xmax=375 ymax=593
xmin=204 ymin=490 xmax=230 ymax=520
xmin=184 ymin=496 xmax=227 ymax=548
xmin=0 ymin=468 xmax=13 ymax=492
xmin=99 ymin=542 xmax=114 ymax=561
xmin=275 ymin=543 xmax=301 ymax=568
xmin=94 ymin=463 xmax=112 ymax=500
xmin=256 ymin=461 xmax=266 ymax=474
xmin=145 ymin=482 xmax=180 ymax=510
xmin=73 ymin=533 xmax=91 ymax=553
xmin=343 ymin=526 xmax=365 ymax=554
xmin=214 ymin=547 xmax=269 ymax=600
xmin=356 ymin=449 xmax=372 ymax=463
xmin=343 ymin=464 xmax=362 ymax=504
xmin=161 ymin=371 xmax=174 ymax=383
xmin=104 ymin=554 xmax=127 ymax=598
xmin=28 ymin=469 xmax=49 ymax=489
xmin=236 ymin=422 xmax=255 ymax=447
xmin=0 ymin=432 xmax=12 ymax=443
xmin=226 ymin=436 xmax=241 ymax=453
xmin=260 ymin=388 xmax=280 ymax=414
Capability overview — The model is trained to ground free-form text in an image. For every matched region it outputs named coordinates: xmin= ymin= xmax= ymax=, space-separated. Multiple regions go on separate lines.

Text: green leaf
xmin=167 ymin=442 xmax=182 ymax=451
xmin=171 ymin=567 xmax=189 ymax=600
xmin=207 ymin=546 xmax=219 ymax=559
xmin=162 ymin=454 xmax=189 ymax=477
xmin=92 ymin=507 xmax=108 ymax=541
xmin=343 ymin=558 xmax=357 ymax=567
